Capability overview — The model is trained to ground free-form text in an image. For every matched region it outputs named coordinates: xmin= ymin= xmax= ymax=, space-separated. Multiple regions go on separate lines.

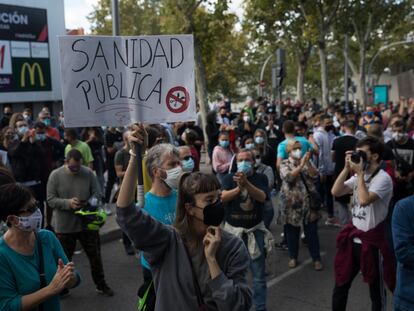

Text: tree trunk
xmin=296 ymin=61 xmax=305 ymax=103
xmin=318 ymin=43 xmax=329 ymax=108
xmin=193 ymin=36 xmax=209 ymax=146
xmin=359 ymin=47 xmax=368 ymax=109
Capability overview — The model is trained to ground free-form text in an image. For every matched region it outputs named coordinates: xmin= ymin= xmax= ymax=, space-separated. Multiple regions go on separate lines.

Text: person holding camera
xmin=331 ymin=137 xmax=395 ymax=311
xmin=386 ymin=120 xmax=414 ymax=202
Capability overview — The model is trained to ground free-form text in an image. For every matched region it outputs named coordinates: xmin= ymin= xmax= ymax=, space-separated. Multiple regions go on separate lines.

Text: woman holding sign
xmin=116 ymin=124 xmax=252 ymax=311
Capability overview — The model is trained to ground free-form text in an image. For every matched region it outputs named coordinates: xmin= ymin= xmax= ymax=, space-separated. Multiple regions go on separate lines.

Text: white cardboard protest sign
xmin=58 ymin=35 xmax=196 ymax=127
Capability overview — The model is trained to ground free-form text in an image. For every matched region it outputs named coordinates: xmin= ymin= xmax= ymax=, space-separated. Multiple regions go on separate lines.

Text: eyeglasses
xmin=18 ymin=201 xmax=38 ymax=215
xmin=183 ymin=155 xmax=194 ymax=161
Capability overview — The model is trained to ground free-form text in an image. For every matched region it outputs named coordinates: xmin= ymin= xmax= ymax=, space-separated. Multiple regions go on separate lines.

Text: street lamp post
xmin=258 ymin=54 xmax=273 ymax=97
xmin=112 ymin=0 xmax=120 ymax=36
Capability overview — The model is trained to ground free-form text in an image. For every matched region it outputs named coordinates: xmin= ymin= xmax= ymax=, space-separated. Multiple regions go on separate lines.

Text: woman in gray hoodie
xmin=116 ymin=124 xmax=252 ymax=311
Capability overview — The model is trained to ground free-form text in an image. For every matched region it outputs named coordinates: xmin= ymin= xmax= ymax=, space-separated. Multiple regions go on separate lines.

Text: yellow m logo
xmin=20 ymin=62 xmax=45 ymax=87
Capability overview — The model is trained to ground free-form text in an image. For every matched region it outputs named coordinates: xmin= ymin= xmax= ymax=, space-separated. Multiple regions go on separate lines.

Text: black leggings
xmin=332 ymin=243 xmax=386 ymax=311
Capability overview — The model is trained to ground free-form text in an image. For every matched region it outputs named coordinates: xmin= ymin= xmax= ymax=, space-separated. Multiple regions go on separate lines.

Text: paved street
xmin=61 ymin=218 xmax=393 ymax=311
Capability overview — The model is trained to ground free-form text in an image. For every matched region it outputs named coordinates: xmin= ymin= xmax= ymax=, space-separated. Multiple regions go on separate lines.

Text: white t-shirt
xmin=344 ymin=169 xmax=393 ymax=232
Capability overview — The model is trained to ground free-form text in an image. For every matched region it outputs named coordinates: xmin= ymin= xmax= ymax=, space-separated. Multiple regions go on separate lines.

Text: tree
xmin=338 ymin=0 xmax=411 ymax=108
xmin=244 ymin=0 xmax=312 ymax=102
xmin=297 ymin=0 xmax=342 ymax=108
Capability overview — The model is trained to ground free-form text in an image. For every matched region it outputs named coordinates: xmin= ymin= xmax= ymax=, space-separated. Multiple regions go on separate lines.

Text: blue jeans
xmin=286 ymin=220 xmax=321 ymax=261
xmin=243 ymin=230 xmax=267 ymax=311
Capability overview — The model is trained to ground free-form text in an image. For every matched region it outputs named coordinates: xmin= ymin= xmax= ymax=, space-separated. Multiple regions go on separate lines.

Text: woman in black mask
xmin=116 ymin=124 xmax=252 ymax=311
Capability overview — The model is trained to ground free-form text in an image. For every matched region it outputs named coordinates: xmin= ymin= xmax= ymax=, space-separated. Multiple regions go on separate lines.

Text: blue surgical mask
xmin=17 ymin=126 xmax=28 ymax=136
xmin=255 ymin=136 xmax=264 ymax=144
xmin=237 ymin=160 xmax=252 ymax=174
xmin=181 ymin=158 xmax=195 ymax=172
xmin=245 ymin=143 xmax=255 ymax=150
xmin=43 ymin=118 xmax=51 ymax=127
xmin=36 ymin=133 xmax=47 ymax=141
xmin=219 ymin=140 xmax=229 ymax=148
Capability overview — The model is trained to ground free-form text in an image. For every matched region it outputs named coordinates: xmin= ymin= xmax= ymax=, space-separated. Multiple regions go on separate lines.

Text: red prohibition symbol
xmin=166 ymin=86 xmax=190 ymax=113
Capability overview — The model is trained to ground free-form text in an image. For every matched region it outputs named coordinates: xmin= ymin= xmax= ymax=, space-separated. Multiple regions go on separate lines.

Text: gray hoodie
xmin=117 ymin=204 xmax=252 ymax=311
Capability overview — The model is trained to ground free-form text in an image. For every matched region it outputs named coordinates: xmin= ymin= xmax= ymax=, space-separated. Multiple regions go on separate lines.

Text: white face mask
xmin=243 ymin=116 xmax=250 ymax=122
xmin=17 ymin=208 xmax=42 ymax=232
xmin=163 ymin=166 xmax=183 ymax=189
xmin=392 ymin=132 xmax=407 ymax=141
xmin=291 ymin=149 xmax=302 ymax=159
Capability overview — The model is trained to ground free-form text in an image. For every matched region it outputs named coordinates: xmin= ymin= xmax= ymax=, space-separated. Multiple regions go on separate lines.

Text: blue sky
xmin=64 ymin=0 xmax=244 ymax=32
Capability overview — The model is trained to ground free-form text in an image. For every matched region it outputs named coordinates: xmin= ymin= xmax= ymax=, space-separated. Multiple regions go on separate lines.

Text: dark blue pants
xmin=317 ymin=175 xmax=334 ymax=217
xmin=286 ymin=220 xmax=321 ymax=261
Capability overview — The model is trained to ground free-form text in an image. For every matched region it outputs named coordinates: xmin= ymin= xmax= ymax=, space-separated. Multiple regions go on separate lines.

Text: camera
xmin=351 ymin=150 xmax=367 ymax=164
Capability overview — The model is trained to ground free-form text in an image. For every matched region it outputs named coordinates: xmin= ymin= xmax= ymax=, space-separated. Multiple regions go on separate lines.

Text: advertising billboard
xmin=0 ymin=0 xmax=65 ymax=103
xmin=0 ymin=4 xmax=51 ymax=93
xmin=374 ymin=85 xmax=388 ymax=105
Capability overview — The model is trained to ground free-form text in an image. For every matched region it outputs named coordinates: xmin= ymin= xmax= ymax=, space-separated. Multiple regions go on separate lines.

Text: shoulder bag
xmin=299 ymin=173 xmax=323 ymax=211
xmin=35 ymin=232 xmax=47 ymax=311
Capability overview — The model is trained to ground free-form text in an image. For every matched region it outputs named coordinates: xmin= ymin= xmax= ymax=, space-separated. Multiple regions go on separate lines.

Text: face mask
xmin=68 ymin=165 xmax=80 ymax=173
xmin=245 ymin=143 xmax=255 ymax=150
xmin=325 ymin=125 xmax=335 ymax=132
xmin=237 ymin=160 xmax=252 ymax=174
xmin=366 ymin=111 xmax=374 ymax=118
xmin=243 ymin=116 xmax=250 ymax=122
xmin=181 ymin=158 xmax=195 ymax=172
xmin=17 ymin=208 xmax=42 ymax=232
xmin=255 ymin=136 xmax=264 ymax=144
xmin=291 ymin=149 xmax=302 ymax=159
xmin=163 ymin=166 xmax=183 ymax=189
xmin=36 ymin=133 xmax=47 ymax=141
xmin=392 ymin=132 xmax=406 ymax=141
xmin=42 ymin=118 xmax=51 ymax=127
xmin=219 ymin=140 xmax=229 ymax=148
xmin=23 ymin=114 xmax=31 ymax=121
xmin=194 ymin=200 xmax=225 ymax=226
xmin=4 ymin=112 xmax=12 ymax=117
xmin=17 ymin=126 xmax=29 ymax=136
xmin=255 ymin=157 xmax=262 ymax=165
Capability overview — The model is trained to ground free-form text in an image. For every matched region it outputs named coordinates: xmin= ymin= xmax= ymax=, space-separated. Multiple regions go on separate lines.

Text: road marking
xmin=267 ymin=251 xmax=327 ymax=288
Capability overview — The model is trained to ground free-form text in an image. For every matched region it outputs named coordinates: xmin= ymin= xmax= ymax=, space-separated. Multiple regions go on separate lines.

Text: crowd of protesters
xmin=0 ymin=95 xmax=414 ymax=311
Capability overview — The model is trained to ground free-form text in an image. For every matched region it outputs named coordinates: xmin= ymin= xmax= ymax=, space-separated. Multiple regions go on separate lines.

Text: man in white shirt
xmin=331 ymin=136 xmax=393 ymax=311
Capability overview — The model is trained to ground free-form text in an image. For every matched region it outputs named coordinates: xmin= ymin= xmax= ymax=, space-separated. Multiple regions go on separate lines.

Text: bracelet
xmin=129 ymin=149 xmax=137 ymax=157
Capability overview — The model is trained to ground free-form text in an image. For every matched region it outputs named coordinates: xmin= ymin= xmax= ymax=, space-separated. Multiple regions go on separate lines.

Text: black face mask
xmin=194 ymin=200 xmax=224 ymax=226
xmin=325 ymin=125 xmax=335 ymax=132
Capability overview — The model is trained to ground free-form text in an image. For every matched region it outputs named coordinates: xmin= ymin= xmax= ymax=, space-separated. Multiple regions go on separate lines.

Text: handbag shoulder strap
xmin=35 ymin=232 xmax=46 ymax=311
xmin=299 ymin=172 xmax=311 ymax=194
xmin=182 ymin=241 xmax=205 ymax=308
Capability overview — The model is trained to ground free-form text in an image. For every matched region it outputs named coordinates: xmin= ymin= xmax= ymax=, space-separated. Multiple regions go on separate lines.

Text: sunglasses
xmin=183 ymin=155 xmax=194 ymax=161
xmin=18 ymin=201 xmax=38 ymax=215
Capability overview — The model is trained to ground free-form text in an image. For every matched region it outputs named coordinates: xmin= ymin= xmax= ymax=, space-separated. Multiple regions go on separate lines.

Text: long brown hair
xmin=174 ymin=172 xmax=220 ymax=248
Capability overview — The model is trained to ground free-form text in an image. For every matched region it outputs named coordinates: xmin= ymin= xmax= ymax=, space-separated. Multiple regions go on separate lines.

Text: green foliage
xmin=87 ymin=0 xmax=250 ymax=100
